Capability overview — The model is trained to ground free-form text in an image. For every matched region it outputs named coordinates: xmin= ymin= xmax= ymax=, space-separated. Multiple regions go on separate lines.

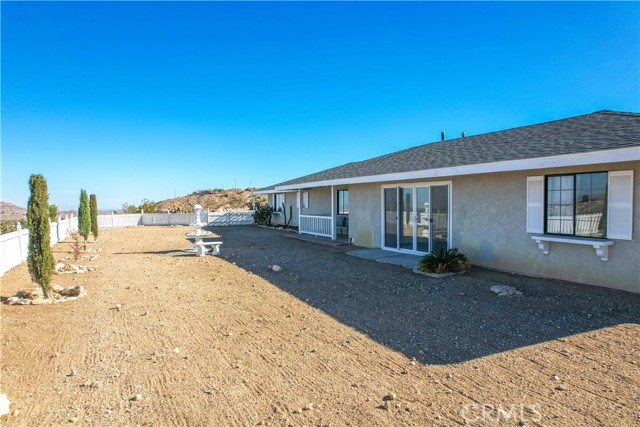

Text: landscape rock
xmin=59 ymin=286 xmax=85 ymax=297
xmin=0 ymin=393 xmax=10 ymax=417
xmin=268 ymin=265 xmax=282 ymax=272
xmin=490 ymin=285 xmax=522 ymax=297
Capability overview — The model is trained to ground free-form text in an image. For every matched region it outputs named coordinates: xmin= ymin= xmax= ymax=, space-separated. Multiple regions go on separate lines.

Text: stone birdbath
xmin=185 ymin=205 xmax=211 ymax=252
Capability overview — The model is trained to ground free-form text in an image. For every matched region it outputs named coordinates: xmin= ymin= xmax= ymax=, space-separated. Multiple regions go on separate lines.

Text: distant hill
xmin=1 ymin=202 xmax=27 ymax=219
xmin=154 ymin=188 xmax=266 ymax=213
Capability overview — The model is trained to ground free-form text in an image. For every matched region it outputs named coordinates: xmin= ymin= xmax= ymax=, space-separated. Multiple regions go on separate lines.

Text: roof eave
xmin=274 ymin=146 xmax=639 ymax=191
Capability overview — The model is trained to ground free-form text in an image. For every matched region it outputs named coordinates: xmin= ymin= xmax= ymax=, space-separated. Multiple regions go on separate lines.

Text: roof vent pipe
xmin=461 ymin=132 xmax=466 ymax=138
xmin=440 ymin=131 xmax=445 ymax=141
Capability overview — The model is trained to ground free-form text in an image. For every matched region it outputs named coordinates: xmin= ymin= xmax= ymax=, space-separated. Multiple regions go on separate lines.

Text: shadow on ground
xmin=210 ymin=226 xmax=640 ymax=365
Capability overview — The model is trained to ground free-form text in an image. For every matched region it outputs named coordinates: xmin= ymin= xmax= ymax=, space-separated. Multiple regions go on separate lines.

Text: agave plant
xmin=419 ymin=247 xmax=470 ymax=274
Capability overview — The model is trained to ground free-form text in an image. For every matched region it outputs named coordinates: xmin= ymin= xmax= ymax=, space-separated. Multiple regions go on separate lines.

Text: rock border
xmin=4 ymin=285 xmax=87 ymax=306
xmin=412 ymin=268 xmax=468 ymax=279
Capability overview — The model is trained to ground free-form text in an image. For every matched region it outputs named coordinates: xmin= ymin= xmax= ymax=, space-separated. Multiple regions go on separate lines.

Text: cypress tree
xmin=78 ymin=189 xmax=91 ymax=249
xmin=89 ymin=194 xmax=99 ymax=241
xmin=27 ymin=174 xmax=54 ymax=299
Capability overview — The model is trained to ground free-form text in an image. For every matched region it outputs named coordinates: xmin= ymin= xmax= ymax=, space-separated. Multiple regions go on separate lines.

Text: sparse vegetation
xmin=69 ymin=232 xmax=83 ymax=261
xmin=252 ymin=203 xmax=273 ymax=226
xmin=418 ymin=247 xmax=470 ymax=274
xmin=78 ymin=190 xmax=91 ymax=249
xmin=26 ymin=174 xmax=54 ymax=299
xmin=1 ymin=219 xmax=27 ymax=234
xmin=49 ymin=204 xmax=59 ymax=222
xmin=282 ymin=203 xmax=293 ymax=228
xmin=122 ymin=199 xmax=160 ymax=213
xmin=90 ymin=194 xmax=99 ymax=241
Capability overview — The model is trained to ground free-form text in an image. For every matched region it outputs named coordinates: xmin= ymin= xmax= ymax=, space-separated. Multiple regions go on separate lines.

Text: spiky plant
xmin=78 ymin=189 xmax=91 ymax=250
xmin=27 ymin=174 xmax=54 ymax=298
xmin=418 ymin=247 xmax=470 ymax=274
xmin=89 ymin=194 xmax=99 ymax=241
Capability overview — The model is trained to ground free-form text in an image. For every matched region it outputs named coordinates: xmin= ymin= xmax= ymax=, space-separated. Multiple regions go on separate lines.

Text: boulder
xmin=60 ymin=286 xmax=85 ymax=297
xmin=490 ymin=285 xmax=522 ymax=297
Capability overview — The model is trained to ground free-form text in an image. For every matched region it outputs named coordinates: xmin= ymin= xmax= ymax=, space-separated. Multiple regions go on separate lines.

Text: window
xmin=545 ymin=172 xmax=607 ymax=238
xmin=337 ymin=190 xmax=349 ymax=215
xmin=302 ymin=191 xmax=309 ymax=209
xmin=274 ymin=193 xmax=284 ymax=212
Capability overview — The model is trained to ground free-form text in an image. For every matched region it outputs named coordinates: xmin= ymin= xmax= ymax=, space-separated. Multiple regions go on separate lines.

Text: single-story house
xmin=255 ymin=110 xmax=640 ymax=293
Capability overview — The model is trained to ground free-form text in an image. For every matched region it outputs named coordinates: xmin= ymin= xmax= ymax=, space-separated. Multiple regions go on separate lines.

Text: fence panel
xmin=0 ymin=216 xmax=79 ymax=276
xmin=208 ymin=211 xmax=254 ymax=226
xmin=0 ymin=229 xmax=28 ymax=275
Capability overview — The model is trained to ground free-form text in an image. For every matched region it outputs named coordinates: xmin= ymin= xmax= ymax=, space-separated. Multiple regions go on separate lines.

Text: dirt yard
xmin=1 ymin=225 xmax=638 ymax=426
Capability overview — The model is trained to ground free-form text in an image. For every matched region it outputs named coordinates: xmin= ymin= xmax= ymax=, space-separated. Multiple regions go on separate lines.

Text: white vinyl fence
xmin=1 ymin=210 xmax=255 ymax=276
xmin=1 ymin=216 xmax=78 ymax=276
xmin=96 ymin=211 xmax=254 ymax=228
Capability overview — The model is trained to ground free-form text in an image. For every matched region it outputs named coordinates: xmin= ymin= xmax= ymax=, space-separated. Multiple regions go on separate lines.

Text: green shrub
xmin=1 ymin=219 xmax=27 ymax=234
xmin=90 ymin=194 xmax=99 ymax=241
xmin=418 ymin=247 xmax=470 ymax=274
xmin=252 ymin=203 xmax=273 ymax=225
xmin=49 ymin=204 xmax=59 ymax=222
xmin=27 ymin=174 xmax=54 ymax=298
xmin=78 ymin=189 xmax=91 ymax=249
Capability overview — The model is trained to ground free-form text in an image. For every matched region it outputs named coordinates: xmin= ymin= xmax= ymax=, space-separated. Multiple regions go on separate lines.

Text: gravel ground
xmin=1 ymin=225 xmax=638 ymax=426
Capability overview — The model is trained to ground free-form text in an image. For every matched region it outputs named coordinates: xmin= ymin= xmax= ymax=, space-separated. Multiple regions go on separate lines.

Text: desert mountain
xmin=154 ymin=188 xmax=266 ymax=213
xmin=0 ymin=202 xmax=27 ymax=219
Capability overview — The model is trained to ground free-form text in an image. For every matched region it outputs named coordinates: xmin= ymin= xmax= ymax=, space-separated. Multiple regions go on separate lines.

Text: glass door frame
xmin=380 ymin=181 xmax=452 ymax=254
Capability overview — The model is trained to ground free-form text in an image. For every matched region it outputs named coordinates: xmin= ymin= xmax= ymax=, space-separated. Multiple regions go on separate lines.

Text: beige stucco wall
xmin=300 ymin=187 xmax=332 ymax=216
xmin=451 ymin=161 xmax=639 ymax=293
xmin=348 ymin=183 xmax=382 ymax=248
xmin=345 ymin=161 xmax=640 ymax=293
xmin=270 ymin=192 xmax=299 ymax=227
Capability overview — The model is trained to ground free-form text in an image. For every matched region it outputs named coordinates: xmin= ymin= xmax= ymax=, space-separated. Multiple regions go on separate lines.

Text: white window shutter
xmin=607 ymin=170 xmax=634 ymax=240
xmin=526 ymin=176 xmax=544 ymax=233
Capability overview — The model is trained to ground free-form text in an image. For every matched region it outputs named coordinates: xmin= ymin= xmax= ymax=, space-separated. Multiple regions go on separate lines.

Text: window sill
xmin=530 ymin=235 xmax=614 ymax=261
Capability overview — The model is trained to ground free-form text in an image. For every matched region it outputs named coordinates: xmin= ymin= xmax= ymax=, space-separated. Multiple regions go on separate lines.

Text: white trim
xmin=607 ymin=170 xmax=634 ymax=240
xmin=380 ymin=181 xmax=453 ymax=254
xmin=331 ymin=185 xmax=336 ymax=240
xmin=526 ymin=176 xmax=544 ymax=233
xmin=531 ymin=235 xmax=614 ymax=261
xmin=297 ymin=189 xmax=301 ymax=227
xmin=252 ymin=189 xmax=299 ymax=195
xmin=274 ymin=147 xmax=639 ymax=191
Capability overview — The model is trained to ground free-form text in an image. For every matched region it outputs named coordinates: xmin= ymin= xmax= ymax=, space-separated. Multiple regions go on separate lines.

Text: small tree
xmin=27 ymin=174 xmax=54 ymax=298
xmin=49 ymin=204 xmax=59 ymax=222
xmin=78 ymin=189 xmax=91 ymax=249
xmin=89 ymin=194 xmax=99 ymax=241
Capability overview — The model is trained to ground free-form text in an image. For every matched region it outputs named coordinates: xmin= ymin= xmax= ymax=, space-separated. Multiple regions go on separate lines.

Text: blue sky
xmin=2 ymin=2 xmax=638 ymax=210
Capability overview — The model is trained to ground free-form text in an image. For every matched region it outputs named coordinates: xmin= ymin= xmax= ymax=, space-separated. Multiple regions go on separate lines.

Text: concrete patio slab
xmin=347 ymin=248 xmax=421 ymax=269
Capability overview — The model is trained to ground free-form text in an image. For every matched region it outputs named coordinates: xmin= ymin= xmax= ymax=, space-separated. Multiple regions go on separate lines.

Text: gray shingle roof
xmin=260 ymin=110 xmax=640 ymax=190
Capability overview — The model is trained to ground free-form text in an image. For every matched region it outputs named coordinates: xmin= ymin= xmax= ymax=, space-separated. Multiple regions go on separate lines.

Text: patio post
xmin=297 ymin=189 xmax=301 ymax=234
xmin=331 ymin=185 xmax=336 ymax=240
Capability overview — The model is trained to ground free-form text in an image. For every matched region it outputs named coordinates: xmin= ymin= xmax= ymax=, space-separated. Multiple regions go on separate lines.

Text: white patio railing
xmin=299 ymin=214 xmax=332 ymax=238
xmin=546 ymin=213 xmax=603 ymax=236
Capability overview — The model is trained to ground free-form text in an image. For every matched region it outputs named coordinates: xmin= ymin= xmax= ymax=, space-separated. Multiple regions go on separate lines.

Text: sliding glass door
xmin=383 ymin=188 xmax=398 ymax=249
xmin=383 ymin=184 xmax=449 ymax=253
